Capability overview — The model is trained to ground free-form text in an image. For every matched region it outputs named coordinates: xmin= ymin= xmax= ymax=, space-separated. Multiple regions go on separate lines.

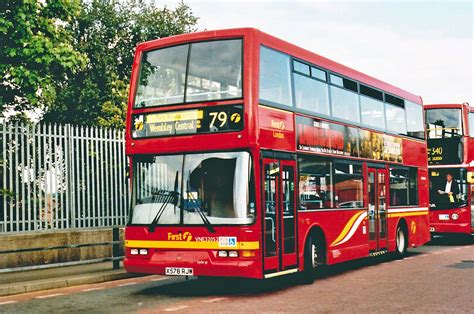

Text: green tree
xmin=0 ymin=0 xmax=87 ymax=118
xmin=43 ymin=0 xmax=198 ymax=128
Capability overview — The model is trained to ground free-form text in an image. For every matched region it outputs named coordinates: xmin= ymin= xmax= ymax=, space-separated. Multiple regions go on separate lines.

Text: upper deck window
xmin=385 ymin=94 xmax=404 ymax=107
xmin=330 ymin=85 xmax=360 ymax=123
xmin=259 ymin=46 xmax=293 ymax=107
xmin=134 ymin=39 xmax=242 ymax=108
xmin=468 ymin=112 xmax=474 ymax=137
xmin=330 ymin=74 xmax=358 ymax=92
xmin=294 ymin=73 xmax=330 ymax=115
xmin=360 ymin=84 xmax=383 ymax=101
xmin=360 ymin=95 xmax=385 ymax=129
xmin=293 ymin=60 xmax=310 ymax=76
xmin=405 ymin=101 xmax=425 ymax=139
xmin=385 ymin=104 xmax=407 ymax=135
xmin=311 ymin=67 xmax=327 ymax=81
xmin=426 ymin=108 xmax=463 ymax=139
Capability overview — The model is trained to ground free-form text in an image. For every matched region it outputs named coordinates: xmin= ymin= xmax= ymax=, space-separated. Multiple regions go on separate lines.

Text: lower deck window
xmin=334 ymin=163 xmax=364 ymax=208
xmin=299 ymin=156 xmax=364 ymax=209
xmin=389 ymin=167 xmax=418 ymax=206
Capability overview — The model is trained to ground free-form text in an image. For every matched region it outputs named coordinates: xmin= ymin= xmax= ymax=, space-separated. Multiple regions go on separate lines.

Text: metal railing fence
xmin=0 ymin=122 xmax=129 ymax=233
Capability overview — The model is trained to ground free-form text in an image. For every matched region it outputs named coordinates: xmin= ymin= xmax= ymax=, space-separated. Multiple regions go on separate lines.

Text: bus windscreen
xmin=134 ymin=39 xmax=243 ymax=108
xmin=130 ymin=152 xmax=255 ymax=226
xmin=429 ymin=168 xmax=468 ymax=210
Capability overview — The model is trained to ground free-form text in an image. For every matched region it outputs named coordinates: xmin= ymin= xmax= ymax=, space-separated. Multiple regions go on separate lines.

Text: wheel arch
xmin=395 ymin=217 xmax=409 ymax=253
xmin=301 ymin=224 xmax=327 ymax=267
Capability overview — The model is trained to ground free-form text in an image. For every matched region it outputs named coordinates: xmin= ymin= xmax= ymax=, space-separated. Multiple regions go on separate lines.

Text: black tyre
xmin=300 ymin=234 xmax=325 ymax=284
xmin=394 ymin=225 xmax=408 ymax=258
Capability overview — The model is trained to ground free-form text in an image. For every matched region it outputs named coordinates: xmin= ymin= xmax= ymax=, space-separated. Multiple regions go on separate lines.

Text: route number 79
xmin=209 ymin=111 xmax=228 ymax=128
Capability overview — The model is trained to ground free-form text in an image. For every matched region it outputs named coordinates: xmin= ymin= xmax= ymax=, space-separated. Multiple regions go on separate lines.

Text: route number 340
xmin=430 ymin=147 xmax=443 ymax=155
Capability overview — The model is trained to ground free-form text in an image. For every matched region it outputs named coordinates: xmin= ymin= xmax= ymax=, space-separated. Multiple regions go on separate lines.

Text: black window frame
xmin=329 ymin=74 xmax=358 ymax=93
xmin=385 ymin=93 xmax=405 ymax=108
xmin=360 ymin=84 xmax=383 ymax=101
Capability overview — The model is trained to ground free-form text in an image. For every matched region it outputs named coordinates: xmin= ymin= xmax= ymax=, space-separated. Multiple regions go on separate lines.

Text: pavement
xmin=0 ymin=262 xmax=141 ymax=297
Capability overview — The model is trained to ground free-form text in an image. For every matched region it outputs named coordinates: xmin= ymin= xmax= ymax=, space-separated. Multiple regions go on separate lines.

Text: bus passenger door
xmin=368 ymin=168 xmax=388 ymax=252
xmin=263 ymin=158 xmax=297 ymax=275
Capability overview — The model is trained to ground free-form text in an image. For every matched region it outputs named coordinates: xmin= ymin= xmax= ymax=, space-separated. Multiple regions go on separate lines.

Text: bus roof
xmin=424 ymin=103 xmax=471 ymax=110
xmin=136 ymin=27 xmax=423 ymax=105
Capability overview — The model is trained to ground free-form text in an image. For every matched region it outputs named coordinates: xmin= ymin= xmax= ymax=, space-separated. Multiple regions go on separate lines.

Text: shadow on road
xmin=133 ymin=253 xmax=418 ymax=298
xmin=427 ymin=234 xmax=473 ymax=246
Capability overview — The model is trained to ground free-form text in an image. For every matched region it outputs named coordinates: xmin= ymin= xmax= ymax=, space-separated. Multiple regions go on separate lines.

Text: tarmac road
xmin=0 ymin=236 xmax=472 ymax=313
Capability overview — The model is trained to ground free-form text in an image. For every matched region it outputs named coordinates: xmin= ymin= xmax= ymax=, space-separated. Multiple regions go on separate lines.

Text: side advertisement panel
xmin=296 ymin=115 xmax=403 ymax=163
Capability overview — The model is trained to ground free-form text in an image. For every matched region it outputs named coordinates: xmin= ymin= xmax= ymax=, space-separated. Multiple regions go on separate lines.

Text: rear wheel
xmin=300 ymin=234 xmax=325 ymax=284
xmin=395 ymin=225 xmax=408 ymax=258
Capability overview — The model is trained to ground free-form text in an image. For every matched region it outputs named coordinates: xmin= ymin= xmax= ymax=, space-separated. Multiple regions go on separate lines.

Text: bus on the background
xmin=124 ymin=28 xmax=430 ymax=281
xmin=425 ymin=103 xmax=474 ymax=236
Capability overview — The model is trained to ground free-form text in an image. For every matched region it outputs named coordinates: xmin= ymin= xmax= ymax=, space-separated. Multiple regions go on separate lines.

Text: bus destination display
xmin=132 ymin=105 xmax=243 ymax=138
xmin=427 ymin=138 xmax=463 ymax=165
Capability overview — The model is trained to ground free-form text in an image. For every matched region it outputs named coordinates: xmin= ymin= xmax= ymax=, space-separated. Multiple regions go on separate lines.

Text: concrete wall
xmin=0 ymin=228 xmax=124 ymax=270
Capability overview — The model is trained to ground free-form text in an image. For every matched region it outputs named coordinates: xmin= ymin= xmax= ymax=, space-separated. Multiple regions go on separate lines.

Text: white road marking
xmin=35 ymin=293 xmax=64 ymax=299
xmin=118 ymin=282 xmax=137 ymax=287
xmin=203 ymin=297 xmax=228 ymax=303
xmin=0 ymin=301 xmax=18 ymax=305
xmin=82 ymin=287 xmax=105 ymax=292
xmin=405 ymin=257 xmax=414 ymax=260
xmin=164 ymin=305 xmax=189 ymax=311
xmin=151 ymin=277 xmax=168 ymax=282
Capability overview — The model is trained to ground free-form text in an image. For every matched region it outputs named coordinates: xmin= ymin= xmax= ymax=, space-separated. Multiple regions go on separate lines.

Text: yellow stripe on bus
xmin=330 ymin=211 xmax=364 ymax=247
xmin=125 ymin=240 xmax=260 ymax=250
xmin=388 ymin=211 xmax=428 ymax=218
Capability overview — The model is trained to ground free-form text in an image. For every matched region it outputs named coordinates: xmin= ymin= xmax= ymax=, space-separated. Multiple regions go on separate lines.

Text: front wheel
xmin=395 ymin=225 xmax=408 ymax=258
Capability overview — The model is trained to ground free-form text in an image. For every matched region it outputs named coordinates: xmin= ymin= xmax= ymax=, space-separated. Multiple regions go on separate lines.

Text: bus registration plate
xmin=165 ymin=267 xmax=193 ymax=276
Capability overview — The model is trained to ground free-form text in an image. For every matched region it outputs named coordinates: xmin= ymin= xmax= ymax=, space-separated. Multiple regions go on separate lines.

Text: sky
xmin=160 ymin=0 xmax=473 ymax=105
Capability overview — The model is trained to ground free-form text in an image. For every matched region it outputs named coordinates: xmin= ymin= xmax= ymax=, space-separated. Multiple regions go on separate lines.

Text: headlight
xmin=452 ymin=213 xmax=459 ymax=220
xmin=139 ymin=248 xmax=148 ymax=255
xmin=228 ymin=251 xmax=238 ymax=258
xmin=130 ymin=248 xmax=139 ymax=255
xmin=218 ymin=250 xmax=228 ymax=257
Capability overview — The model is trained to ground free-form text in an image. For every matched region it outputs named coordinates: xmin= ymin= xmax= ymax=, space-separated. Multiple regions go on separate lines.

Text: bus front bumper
xmin=430 ymin=222 xmax=471 ymax=235
xmin=124 ymin=249 xmax=261 ymax=279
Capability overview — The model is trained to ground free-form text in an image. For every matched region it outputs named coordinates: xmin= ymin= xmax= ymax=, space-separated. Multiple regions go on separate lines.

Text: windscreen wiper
xmin=186 ymin=179 xmax=215 ymax=233
xmin=148 ymin=171 xmax=179 ymax=232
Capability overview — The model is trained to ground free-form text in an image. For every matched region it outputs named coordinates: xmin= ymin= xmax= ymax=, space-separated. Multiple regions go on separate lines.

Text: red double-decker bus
xmin=425 ymin=102 xmax=474 ymax=236
xmin=124 ymin=28 xmax=430 ymax=280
